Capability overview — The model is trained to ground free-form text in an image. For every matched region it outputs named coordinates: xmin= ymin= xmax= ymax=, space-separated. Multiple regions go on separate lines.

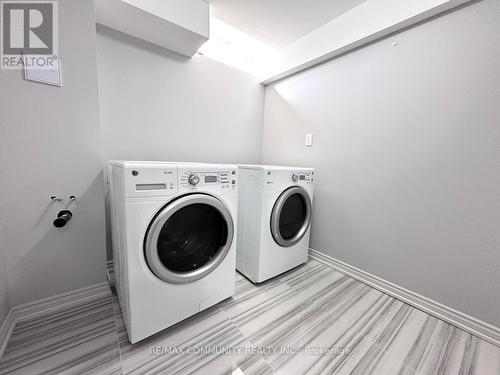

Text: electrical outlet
xmin=305 ymin=134 xmax=313 ymax=147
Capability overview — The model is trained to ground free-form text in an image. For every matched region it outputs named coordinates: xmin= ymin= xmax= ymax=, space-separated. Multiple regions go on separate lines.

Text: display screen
xmin=204 ymin=175 xmax=217 ymax=183
xmin=136 ymin=183 xmax=166 ymax=191
xmin=299 ymin=175 xmax=306 ymax=180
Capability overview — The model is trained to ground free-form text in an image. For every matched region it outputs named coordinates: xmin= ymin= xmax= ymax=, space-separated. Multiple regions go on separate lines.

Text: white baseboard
xmin=0 ymin=282 xmax=110 ymax=359
xmin=309 ymin=249 xmax=500 ymax=348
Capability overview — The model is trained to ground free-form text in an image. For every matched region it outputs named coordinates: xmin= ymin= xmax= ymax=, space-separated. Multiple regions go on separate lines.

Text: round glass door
xmin=145 ymin=194 xmax=234 ymax=283
xmin=270 ymin=187 xmax=312 ymax=247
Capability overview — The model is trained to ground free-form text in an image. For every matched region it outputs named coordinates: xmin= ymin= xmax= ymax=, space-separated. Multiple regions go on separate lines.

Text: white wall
xmin=0 ymin=0 xmax=106 ymax=306
xmin=262 ymin=0 xmax=500 ymax=327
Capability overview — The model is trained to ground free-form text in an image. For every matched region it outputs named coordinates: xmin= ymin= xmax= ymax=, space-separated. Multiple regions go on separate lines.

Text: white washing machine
xmin=107 ymin=161 xmax=238 ymax=343
xmin=236 ymin=165 xmax=314 ymax=283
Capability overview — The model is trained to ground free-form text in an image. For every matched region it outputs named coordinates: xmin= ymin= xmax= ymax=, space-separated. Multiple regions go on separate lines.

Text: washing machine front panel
xmin=270 ymin=186 xmax=312 ymax=247
xmin=145 ymin=193 xmax=234 ymax=284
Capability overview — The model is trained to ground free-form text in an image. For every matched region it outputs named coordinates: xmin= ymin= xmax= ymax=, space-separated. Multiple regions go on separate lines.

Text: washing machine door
xmin=270 ymin=186 xmax=312 ymax=247
xmin=144 ymin=194 xmax=234 ymax=284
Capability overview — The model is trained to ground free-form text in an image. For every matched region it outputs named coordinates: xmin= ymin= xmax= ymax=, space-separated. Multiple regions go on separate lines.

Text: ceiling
xmin=207 ymin=0 xmax=366 ymax=49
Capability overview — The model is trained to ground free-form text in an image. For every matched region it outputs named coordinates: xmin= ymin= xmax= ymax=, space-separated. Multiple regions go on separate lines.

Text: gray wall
xmin=0 ymin=0 xmax=107 ymax=307
xmin=96 ymin=26 xmax=264 ymax=165
xmin=262 ymin=0 xmax=500 ymax=327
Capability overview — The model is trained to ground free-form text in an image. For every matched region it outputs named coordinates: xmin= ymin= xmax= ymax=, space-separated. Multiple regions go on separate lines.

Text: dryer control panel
xmin=291 ymin=172 xmax=313 ymax=185
xmin=259 ymin=168 xmax=314 ymax=192
xmin=264 ymin=171 xmax=313 ymax=186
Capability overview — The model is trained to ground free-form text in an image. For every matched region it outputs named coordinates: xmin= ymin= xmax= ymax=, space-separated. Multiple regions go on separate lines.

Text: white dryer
xmin=236 ymin=165 xmax=314 ymax=283
xmin=108 ymin=161 xmax=238 ymax=343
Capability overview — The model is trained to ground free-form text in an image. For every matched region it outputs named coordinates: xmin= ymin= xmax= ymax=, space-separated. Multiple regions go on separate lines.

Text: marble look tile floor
xmin=1 ymin=259 xmax=499 ymax=374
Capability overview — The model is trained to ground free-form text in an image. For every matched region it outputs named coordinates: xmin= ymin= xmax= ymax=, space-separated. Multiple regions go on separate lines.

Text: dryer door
xmin=144 ymin=194 xmax=234 ymax=284
xmin=270 ymin=186 xmax=312 ymax=247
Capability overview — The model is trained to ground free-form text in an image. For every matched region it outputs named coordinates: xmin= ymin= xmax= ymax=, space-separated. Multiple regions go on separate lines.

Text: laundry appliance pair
xmin=108 ymin=161 xmax=314 ymax=343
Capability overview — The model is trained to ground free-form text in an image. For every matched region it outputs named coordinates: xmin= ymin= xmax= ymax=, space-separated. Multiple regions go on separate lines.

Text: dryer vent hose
xmin=53 ymin=210 xmax=72 ymax=228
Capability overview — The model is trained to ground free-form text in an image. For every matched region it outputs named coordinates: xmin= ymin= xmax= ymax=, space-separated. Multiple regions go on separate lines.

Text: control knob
xmin=188 ymin=174 xmax=200 ymax=186
xmin=292 ymin=174 xmax=299 ymax=183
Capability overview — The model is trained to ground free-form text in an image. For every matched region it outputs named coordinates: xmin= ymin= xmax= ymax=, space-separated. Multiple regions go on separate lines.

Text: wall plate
xmin=24 ymin=54 xmax=63 ymax=87
xmin=305 ymin=133 xmax=313 ymax=147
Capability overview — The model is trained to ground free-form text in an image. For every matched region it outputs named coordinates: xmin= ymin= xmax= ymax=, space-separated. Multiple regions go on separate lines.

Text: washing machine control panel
xmin=180 ymin=170 xmax=237 ymax=190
